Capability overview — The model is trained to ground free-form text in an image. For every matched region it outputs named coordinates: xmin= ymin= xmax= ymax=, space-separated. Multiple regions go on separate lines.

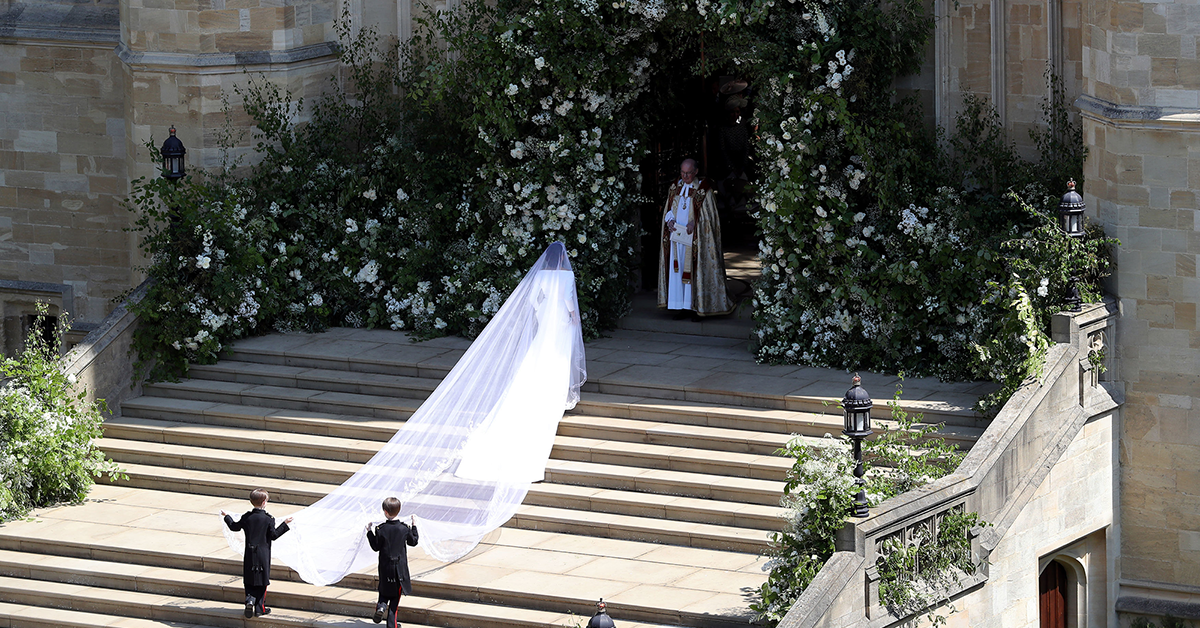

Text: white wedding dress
xmin=221 ymin=243 xmax=586 ymax=585
xmin=455 ymin=269 xmax=576 ymax=483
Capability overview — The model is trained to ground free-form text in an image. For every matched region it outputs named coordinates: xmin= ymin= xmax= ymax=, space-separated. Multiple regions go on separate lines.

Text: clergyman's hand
xmin=686 ymin=222 xmax=695 ymax=235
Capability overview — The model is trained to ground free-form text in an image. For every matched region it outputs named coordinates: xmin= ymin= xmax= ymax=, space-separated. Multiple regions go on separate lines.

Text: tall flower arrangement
xmin=127 ymin=0 xmax=1111 ymax=417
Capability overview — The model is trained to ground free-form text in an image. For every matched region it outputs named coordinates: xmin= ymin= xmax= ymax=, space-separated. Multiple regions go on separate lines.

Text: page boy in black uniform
xmin=221 ymin=488 xmax=293 ymax=618
xmin=366 ymin=497 xmax=419 ymax=626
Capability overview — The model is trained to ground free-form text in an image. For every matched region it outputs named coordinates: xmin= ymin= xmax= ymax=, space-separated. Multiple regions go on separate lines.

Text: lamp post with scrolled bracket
xmin=1058 ymin=179 xmax=1086 ymax=312
xmin=842 ymin=374 xmax=873 ymax=519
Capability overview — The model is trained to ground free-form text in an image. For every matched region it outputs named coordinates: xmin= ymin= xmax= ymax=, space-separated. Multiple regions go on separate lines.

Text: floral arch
xmin=130 ymin=0 xmax=1110 ymax=408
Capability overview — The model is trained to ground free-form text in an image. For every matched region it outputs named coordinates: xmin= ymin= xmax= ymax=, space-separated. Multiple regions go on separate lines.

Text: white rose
xmin=505 ymin=83 xmax=519 ymax=96
xmin=196 ymin=255 xmax=211 ymax=269
xmin=362 ymin=189 xmax=377 ymax=201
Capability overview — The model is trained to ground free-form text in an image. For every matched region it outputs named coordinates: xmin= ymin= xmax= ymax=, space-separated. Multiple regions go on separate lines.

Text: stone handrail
xmin=780 ymin=299 xmax=1122 ymax=628
xmin=59 ymin=280 xmax=149 ymax=416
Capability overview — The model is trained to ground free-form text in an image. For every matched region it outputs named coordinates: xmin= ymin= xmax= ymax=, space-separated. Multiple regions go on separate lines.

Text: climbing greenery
xmin=875 ymin=506 xmax=985 ymax=626
xmin=754 ymin=85 xmax=1117 ymax=413
xmin=0 ymin=306 xmax=124 ymax=521
xmin=752 ymin=381 xmax=969 ymax=623
xmin=126 ymin=0 xmax=1113 ymax=394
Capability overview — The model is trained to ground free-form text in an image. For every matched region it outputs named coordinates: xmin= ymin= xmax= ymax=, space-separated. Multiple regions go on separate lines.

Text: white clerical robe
xmin=663 ymin=183 xmax=693 ymax=310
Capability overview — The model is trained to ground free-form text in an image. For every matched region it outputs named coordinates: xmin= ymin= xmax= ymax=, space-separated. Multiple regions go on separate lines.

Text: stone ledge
xmin=116 ymin=41 xmax=339 ymax=69
xmin=1077 ymin=94 xmax=1200 ymax=130
xmin=0 ymin=3 xmax=119 ymax=44
xmin=1117 ymin=596 xmax=1200 ymax=621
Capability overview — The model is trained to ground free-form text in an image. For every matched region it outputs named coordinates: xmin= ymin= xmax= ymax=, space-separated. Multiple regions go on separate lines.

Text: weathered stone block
xmin=5 ymin=171 xmax=46 ymax=189
xmin=13 ymin=131 xmax=58 ymax=153
xmin=1163 ymin=229 xmax=1189 ymax=253
xmin=198 ymin=9 xmax=240 ymax=32
xmin=1177 ymin=302 xmax=1197 ymax=330
xmin=214 ymin=31 xmax=273 ymax=51
xmin=1151 ymin=57 xmax=1179 ymax=87
xmin=1140 ymin=300 xmax=1176 ymax=327
xmin=1180 ymin=254 xmax=1198 ymax=278
xmin=1147 ymin=275 xmax=1170 ymax=299
xmin=1140 ymin=208 xmax=1180 ymax=229
xmin=1171 ymin=190 xmax=1196 ymax=209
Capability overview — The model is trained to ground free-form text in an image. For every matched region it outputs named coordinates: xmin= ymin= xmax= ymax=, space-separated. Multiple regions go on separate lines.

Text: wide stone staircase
xmin=0 ymin=324 xmax=990 ymax=628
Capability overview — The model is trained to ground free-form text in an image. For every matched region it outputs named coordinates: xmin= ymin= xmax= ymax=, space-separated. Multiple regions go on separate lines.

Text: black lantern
xmin=587 ymin=599 xmax=615 ymax=628
xmin=161 ymin=125 xmax=186 ymax=180
xmin=1058 ymin=180 xmax=1086 ymax=311
xmin=842 ymin=374 xmax=873 ymax=518
xmin=1058 ymin=179 xmax=1086 ymax=238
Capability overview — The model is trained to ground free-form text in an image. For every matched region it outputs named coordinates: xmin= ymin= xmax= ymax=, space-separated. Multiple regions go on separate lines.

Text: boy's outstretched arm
xmin=269 ymin=516 xmax=292 ymax=540
xmin=222 ymin=511 xmax=243 ymax=531
xmin=366 ymin=524 xmax=382 ymax=551
xmin=408 ymin=520 xmax=419 ymax=546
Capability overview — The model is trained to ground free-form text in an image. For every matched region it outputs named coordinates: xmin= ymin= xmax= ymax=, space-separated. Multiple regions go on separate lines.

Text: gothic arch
xmin=1039 ymin=554 xmax=1088 ymax=628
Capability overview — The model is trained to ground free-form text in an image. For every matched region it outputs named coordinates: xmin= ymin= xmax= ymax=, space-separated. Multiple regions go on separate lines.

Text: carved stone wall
xmin=1075 ymin=0 xmax=1200 ymax=618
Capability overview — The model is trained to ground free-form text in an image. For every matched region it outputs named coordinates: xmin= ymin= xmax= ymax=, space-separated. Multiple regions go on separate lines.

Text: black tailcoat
xmin=224 ymin=508 xmax=290 ymax=587
xmin=367 ymin=519 xmax=419 ymax=595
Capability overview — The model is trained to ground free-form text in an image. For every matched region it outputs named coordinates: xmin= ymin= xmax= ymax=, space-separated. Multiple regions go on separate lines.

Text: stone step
xmin=137 ymin=369 xmax=984 ymax=446
xmin=102 ymin=417 xmax=791 ymax=528
xmin=0 ymin=601 xmax=213 ymax=628
xmin=0 ymin=485 xmax=763 ymax=628
xmin=141 ymin=380 xmax=416 ymax=421
xmin=0 ymin=550 xmax=675 ymax=628
xmin=100 ymin=431 xmax=784 ymax=506
xmin=122 ymin=393 xmax=800 ymax=457
xmin=104 ymin=460 xmax=776 ymax=553
xmin=219 ymin=332 xmax=988 ymax=427
xmin=102 ymin=415 xmax=793 ymax=481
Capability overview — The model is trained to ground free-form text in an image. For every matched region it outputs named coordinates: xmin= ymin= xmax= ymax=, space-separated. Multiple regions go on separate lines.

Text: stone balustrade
xmin=780 ymin=299 xmax=1122 ymax=628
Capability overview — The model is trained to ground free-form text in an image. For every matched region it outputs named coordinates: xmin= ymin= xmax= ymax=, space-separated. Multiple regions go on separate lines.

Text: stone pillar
xmin=1077 ymin=0 xmax=1200 ymax=621
xmin=0 ymin=0 xmax=133 ymax=324
xmin=118 ymin=0 xmax=343 ymax=181
xmin=935 ymin=0 xmax=1082 ymax=154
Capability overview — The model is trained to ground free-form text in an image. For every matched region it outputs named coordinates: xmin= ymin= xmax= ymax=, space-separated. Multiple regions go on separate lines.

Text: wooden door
xmin=1039 ymin=560 xmax=1068 ymax=628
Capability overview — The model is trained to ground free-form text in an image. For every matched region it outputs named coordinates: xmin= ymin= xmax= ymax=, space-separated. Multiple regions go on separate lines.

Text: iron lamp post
xmin=1058 ymin=179 xmax=1086 ymax=311
xmin=842 ymin=374 xmax=873 ymax=519
xmin=161 ymin=125 xmax=187 ymax=180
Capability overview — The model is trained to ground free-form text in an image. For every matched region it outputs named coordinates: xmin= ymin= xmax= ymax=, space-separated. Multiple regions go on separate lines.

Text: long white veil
xmin=223 ymin=242 xmax=586 ymax=585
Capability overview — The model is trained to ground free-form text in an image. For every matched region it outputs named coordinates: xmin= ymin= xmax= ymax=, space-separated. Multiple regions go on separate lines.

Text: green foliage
xmin=875 ymin=506 xmax=985 ymax=626
xmin=753 ymin=79 xmax=1114 ymax=412
xmin=124 ymin=0 xmax=1111 ymax=404
xmin=752 ymin=379 xmax=966 ymax=624
xmin=0 ymin=305 xmax=125 ymax=521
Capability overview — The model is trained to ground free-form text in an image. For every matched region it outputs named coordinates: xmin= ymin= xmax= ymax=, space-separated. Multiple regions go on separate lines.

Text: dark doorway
xmin=636 ymin=63 xmax=759 ymax=293
xmin=1039 ymin=560 xmax=1068 ymax=628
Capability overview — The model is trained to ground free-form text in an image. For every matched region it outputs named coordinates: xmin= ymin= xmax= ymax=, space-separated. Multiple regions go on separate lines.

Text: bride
xmin=223 ymin=242 xmax=586 ymax=585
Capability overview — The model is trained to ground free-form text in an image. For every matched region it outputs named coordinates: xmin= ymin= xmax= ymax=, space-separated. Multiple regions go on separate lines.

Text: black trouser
xmin=245 ymin=584 xmax=267 ymax=613
xmin=378 ymin=585 xmax=402 ymax=628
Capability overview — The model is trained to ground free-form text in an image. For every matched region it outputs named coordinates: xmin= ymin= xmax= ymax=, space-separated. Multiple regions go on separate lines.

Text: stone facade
xmin=933 ymin=0 xmax=1200 ymax=618
xmin=1 ymin=7 xmax=133 ymax=324
xmin=949 ymin=413 xmax=1117 ymax=628
xmin=0 ymin=0 xmax=357 ymax=332
xmin=3 ymin=0 xmax=1200 ymax=622
xmin=1076 ymin=0 xmax=1200 ymax=619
